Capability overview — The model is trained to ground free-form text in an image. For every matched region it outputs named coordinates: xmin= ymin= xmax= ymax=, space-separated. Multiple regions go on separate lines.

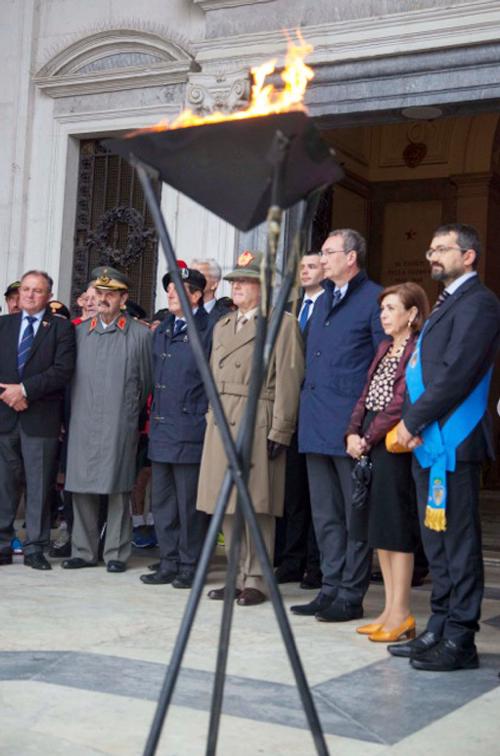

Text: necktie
xmin=17 ymin=316 xmax=36 ymax=377
xmin=236 ymin=315 xmax=248 ymax=333
xmin=431 ymin=289 xmax=450 ymax=313
xmin=299 ymin=298 xmax=313 ymax=332
xmin=173 ymin=319 xmax=185 ymax=336
xmin=332 ymin=289 xmax=342 ymax=307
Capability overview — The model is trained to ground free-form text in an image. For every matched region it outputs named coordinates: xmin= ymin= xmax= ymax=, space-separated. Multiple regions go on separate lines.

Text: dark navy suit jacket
xmin=403 ymin=275 xmax=500 ymax=462
xmin=299 ymin=271 xmax=385 ymax=456
xmin=148 ymin=307 xmax=214 ymax=464
xmin=0 ymin=309 xmax=75 ymax=437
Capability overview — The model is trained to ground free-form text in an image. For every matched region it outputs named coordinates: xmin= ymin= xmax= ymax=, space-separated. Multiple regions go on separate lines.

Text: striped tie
xmin=431 ymin=289 xmax=450 ymax=314
xmin=17 ymin=316 xmax=36 ymax=377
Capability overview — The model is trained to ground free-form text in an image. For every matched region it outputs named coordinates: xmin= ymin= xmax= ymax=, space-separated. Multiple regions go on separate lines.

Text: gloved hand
xmin=267 ymin=439 xmax=287 ymax=460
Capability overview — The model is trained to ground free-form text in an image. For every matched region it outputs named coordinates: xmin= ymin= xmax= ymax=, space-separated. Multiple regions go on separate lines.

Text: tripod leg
xmin=205 ymin=505 xmax=244 ymax=756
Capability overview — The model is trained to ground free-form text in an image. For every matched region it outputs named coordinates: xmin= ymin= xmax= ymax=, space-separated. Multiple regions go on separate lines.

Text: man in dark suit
xmin=141 ymin=266 xmax=211 ymax=588
xmin=189 ymin=257 xmax=235 ymax=325
xmin=291 ymin=230 xmax=385 ymax=621
xmin=0 ymin=270 xmax=76 ymax=569
xmin=275 ymin=251 xmax=324 ymax=588
xmin=391 ymin=223 xmax=500 ymax=671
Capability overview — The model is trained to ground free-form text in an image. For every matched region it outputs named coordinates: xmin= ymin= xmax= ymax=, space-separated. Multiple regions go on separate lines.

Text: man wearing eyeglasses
xmin=391 ymin=223 xmax=500 ymax=671
xmin=291 ymin=229 xmax=385 ymax=622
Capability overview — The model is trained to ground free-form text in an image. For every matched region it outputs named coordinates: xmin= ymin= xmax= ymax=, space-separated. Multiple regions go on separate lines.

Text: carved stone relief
xmin=186 ymin=69 xmax=251 ymax=114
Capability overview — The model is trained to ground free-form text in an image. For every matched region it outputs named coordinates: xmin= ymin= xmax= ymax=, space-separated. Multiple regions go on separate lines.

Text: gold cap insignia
xmin=238 ymin=250 xmax=255 ymax=267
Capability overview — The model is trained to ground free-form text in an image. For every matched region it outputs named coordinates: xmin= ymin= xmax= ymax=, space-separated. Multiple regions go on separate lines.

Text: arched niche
xmin=33 ymin=28 xmax=198 ymax=97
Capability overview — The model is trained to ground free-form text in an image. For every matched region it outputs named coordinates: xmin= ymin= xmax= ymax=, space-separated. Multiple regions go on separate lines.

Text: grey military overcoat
xmin=196 ymin=310 xmax=304 ymax=517
xmin=65 ymin=314 xmax=152 ymax=494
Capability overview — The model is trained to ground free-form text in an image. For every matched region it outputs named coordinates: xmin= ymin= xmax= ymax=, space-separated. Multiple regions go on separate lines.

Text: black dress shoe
xmin=172 ymin=571 xmax=194 ymax=589
xmin=140 ymin=568 xmax=177 ymax=585
xmin=388 ymin=630 xmax=440 ymax=658
xmin=290 ymin=591 xmax=336 ymax=616
xmin=0 ymin=552 xmax=13 ymax=566
xmin=236 ymin=587 xmax=266 ymax=606
xmin=207 ymin=586 xmax=242 ymax=601
xmin=106 ymin=560 xmax=126 ymax=573
xmin=49 ymin=540 xmax=71 ymax=558
xmin=62 ymin=557 xmax=98 ymax=569
xmin=315 ymin=598 xmax=363 ymax=623
xmin=300 ymin=570 xmax=322 ymax=590
xmin=24 ymin=553 xmax=52 ymax=571
xmin=410 ymin=638 xmax=479 ymax=671
xmin=148 ymin=561 xmax=161 ymax=572
xmin=274 ymin=564 xmax=303 ymax=584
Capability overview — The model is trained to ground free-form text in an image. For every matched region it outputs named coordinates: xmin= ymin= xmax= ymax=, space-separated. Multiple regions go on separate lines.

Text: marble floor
xmin=1 ymin=545 xmax=499 ymax=756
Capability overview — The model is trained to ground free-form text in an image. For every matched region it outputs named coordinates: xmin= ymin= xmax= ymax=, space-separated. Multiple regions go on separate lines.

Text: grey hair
xmin=328 ymin=229 xmax=367 ymax=269
xmin=21 ymin=270 xmax=54 ymax=292
xmin=190 ymin=258 xmax=222 ymax=281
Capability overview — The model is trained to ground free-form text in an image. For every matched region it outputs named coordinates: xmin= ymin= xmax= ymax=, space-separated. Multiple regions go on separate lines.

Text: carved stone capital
xmin=186 ymin=69 xmax=250 ymax=115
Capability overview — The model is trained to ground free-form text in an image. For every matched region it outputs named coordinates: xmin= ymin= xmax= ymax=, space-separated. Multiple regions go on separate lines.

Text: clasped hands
xmin=346 ymin=434 xmax=369 ymax=459
xmin=0 ymin=383 xmax=28 ymax=412
xmin=347 ymin=420 xmax=423 ymax=458
xmin=395 ymin=419 xmax=422 ymax=450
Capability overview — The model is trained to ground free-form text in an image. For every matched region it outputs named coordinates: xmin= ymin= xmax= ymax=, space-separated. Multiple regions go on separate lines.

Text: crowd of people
xmin=0 ymin=222 xmax=499 ymax=673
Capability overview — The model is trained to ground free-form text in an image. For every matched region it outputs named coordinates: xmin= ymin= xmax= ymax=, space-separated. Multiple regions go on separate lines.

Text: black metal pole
xmin=135 ymin=159 xmax=329 ymax=756
xmin=206 ymin=132 xmax=290 ymax=754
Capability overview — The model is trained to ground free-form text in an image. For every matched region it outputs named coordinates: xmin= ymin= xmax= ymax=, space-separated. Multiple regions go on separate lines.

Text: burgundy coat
xmin=345 ymin=333 xmax=418 ymax=450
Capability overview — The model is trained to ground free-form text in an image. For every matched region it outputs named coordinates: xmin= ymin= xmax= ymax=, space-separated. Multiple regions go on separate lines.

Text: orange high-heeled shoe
xmin=356 ymin=622 xmax=383 ymax=636
xmin=368 ymin=615 xmax=416 ymax=643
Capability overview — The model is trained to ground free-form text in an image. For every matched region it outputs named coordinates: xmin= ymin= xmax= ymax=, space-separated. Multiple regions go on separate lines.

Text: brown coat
xmin=196 ymin=310 xmax=304 ymax=516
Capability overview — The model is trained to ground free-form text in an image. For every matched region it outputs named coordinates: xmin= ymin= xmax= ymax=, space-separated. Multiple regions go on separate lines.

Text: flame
xmin=130 ymin=33 xmax=313 ymax=134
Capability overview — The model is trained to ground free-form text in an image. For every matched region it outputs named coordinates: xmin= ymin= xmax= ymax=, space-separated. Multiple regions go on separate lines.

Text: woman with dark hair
xmin=346 ymin=281 xmax=430 ymax=643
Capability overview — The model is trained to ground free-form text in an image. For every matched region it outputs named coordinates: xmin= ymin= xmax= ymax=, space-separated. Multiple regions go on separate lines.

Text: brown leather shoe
xmin=236 ymin=588 xmax=266 ymax=606
xmin=207 ymin=586 xmax=242 ymax=601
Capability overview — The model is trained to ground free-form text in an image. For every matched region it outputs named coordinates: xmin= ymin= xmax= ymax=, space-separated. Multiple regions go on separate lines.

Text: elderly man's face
xmin=230 ymin=278 xmax=261 ymax=313
xmin=96 ymin=288 xmax=128 ymax=323
xmin=84 ymin=286 xmax=99 ymax=319
xmin=6 ymin=292 xmax=20 ymax=314
xmin=190 ymin=262 xmax=218 ymax=301
xmin=167 ymin=282 xmax=202 ymax=318
xmin=18 ymin=274 xmax=52 ymax=315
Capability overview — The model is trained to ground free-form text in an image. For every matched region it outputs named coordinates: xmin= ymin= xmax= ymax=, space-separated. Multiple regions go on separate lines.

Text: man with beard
xmin=390 ymin=223 xmax=500 ymax=671
xmin=63 ymin=266 xmax=152 ymax=572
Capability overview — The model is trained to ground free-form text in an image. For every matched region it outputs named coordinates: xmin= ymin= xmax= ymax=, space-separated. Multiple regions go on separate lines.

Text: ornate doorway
xmin=70 ymin=139 xmax=161 ymax=317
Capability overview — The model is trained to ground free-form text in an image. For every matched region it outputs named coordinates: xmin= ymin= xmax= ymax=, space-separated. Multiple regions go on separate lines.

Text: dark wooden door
xmin=71 ymin=139 xmax=161 ymax=317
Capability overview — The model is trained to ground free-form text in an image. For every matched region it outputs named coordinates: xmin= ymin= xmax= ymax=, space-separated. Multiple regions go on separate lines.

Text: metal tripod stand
xmin=131 ymin=128 xmax=332 ymax=756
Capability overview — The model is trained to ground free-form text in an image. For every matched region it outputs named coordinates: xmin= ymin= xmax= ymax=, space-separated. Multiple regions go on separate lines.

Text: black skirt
xmin=350 ymin=411 xmax=419 ymax=553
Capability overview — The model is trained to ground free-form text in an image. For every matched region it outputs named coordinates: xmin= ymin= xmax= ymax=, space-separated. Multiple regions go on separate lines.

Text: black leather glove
xmin=267 ymin=439 xmax=287 ymax=460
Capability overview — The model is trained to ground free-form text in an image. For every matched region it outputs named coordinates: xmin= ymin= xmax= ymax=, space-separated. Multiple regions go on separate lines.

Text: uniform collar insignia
xmin=89 ymin=317 xmax=98 ymax=332
xmin=117 ymin=315 xmax=127 ymax=330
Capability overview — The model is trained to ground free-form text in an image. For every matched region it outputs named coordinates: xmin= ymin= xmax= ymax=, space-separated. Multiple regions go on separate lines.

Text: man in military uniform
xmin=196 ymin=251 xmax=304 ymax=606
xmin=141 ymin=265 xmax=212 ymax=587
xmin=63 ymin=266 xmax=152 ymax=572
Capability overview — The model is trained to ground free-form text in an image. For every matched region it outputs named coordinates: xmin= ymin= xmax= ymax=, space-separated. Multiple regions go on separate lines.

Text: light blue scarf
xmin=406 ymin=326 xmax=492 ymax=531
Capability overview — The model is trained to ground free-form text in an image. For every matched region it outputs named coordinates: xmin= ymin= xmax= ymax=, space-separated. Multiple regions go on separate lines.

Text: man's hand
xmin=267 ymin=439 xmax=287 ymax=460
xmin=0 ymin=383 xmax=26 ymax=409
xmin=396 ymin=420 xmax=422 ymax=450
xmin=12 ymin=398 xmax=28 ymax=412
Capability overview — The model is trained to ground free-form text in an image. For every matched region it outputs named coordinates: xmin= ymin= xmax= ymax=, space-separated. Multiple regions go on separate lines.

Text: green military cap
xmin=91 ymin=266 xmax=130 ymax=291
xmin=4 ymin=280 xmax=21 ymax=297
xmin=223 ymin=250 xmax=263 ymax=281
